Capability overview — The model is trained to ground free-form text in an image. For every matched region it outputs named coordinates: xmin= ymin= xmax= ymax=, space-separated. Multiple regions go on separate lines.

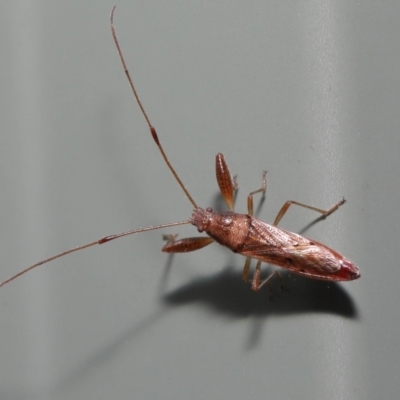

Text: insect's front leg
xmin=215 ymin=153 xmax=238 ymax=211
xmin=162 ymin=236 xmax=214 ymax=253
xmin=273 ymin=197 xmax=346 ymax=226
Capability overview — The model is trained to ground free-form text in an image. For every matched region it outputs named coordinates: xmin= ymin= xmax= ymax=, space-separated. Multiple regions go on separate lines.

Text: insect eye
xmin=206 ymin=207 xmax=213 ymax=212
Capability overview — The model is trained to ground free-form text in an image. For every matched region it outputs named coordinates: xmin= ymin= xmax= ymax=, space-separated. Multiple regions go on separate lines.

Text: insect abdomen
xmin=238 ymin=218 xmax=360 ymax=281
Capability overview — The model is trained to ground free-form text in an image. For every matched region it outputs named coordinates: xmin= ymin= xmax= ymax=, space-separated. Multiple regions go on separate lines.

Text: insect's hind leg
xmin=242 ymin=257 xmax=252 ymax=282
xmin=273 ymin=197 xmax=345 ymax=227
xmin=251 ymin=260 xmax=283 ymax=298
xmin=247 ymin=171 xmax=267 ymax=216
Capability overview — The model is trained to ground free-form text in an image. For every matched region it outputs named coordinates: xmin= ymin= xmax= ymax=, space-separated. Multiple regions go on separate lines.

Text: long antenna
xmin=0 ymin=7 xmax=199 ymax=288
xmin=110 ymin=6 xmax=197 ymax=209
xmin=0 ymin=220 xmax=191 ymax=288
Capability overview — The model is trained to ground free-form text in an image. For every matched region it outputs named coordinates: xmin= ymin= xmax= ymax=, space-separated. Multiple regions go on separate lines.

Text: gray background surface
xmin=1 ymin=1 xmax=399 ymax=399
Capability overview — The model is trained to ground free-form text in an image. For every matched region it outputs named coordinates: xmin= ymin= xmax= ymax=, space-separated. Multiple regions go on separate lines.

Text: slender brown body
xmin=189 ymin=208 xmax=359 ymax=282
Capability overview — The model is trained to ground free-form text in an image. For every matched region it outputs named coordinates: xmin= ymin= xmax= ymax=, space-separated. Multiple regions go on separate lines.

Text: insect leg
xmin=241 ymin=171 xmax=267 ymax=283
xmin=162 ymin=237 xmax=214 ymax=253
xmin=251 ymin=261 xmax=282 ymax=298
xmin=273 ymin=197 xmax=346 ymax=226
xmin=162 ymin=234 xmax=179 ymax=245
xmin=242 ymin=257 xmax=251 ymax=282
xmin=215 ymin=153 xmax=237 ymax=211
xmin=259 ymin=270 xmax=283 ymax=291
xmin=247 ymin=171 xmax=267 ymax=216
xmin=251 ymin=260 xmax=263 ymax=291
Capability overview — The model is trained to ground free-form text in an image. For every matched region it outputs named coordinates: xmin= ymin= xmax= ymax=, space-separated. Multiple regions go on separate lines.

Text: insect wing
xmin=239 ymin=219 xmax=359 ymax=281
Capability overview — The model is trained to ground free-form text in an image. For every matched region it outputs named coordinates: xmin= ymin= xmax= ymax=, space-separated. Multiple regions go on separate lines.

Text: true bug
xmin=0 ymin=7 xmax=360 ymax=291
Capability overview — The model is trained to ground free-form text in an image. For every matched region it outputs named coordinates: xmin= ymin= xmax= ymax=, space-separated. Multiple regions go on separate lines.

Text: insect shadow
xmin=162 ymin=267 xmax=358 ymax=319
xmin=161 ymin=265 xmax=358 ymax=349
xmin=46 ymin=264 xmax=358 ymax=395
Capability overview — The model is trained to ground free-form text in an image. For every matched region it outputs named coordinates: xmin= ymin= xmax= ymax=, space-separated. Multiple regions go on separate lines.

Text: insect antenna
xmin=0 ymin=220 xmax=192 ymax=288
xmin=110 ymin=6 xmax=197 ymax=209
xmin=0 ymin=7 xmax=199 ymax=288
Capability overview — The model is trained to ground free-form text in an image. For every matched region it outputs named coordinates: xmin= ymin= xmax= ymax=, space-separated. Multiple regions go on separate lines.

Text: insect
xmin=0 ymin=7 xmax=360 ymax=291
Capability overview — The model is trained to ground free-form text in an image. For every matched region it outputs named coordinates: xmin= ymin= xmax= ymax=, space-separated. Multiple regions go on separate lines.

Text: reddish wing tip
xmin=339 ymin=259 xmax=361 ymax=280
